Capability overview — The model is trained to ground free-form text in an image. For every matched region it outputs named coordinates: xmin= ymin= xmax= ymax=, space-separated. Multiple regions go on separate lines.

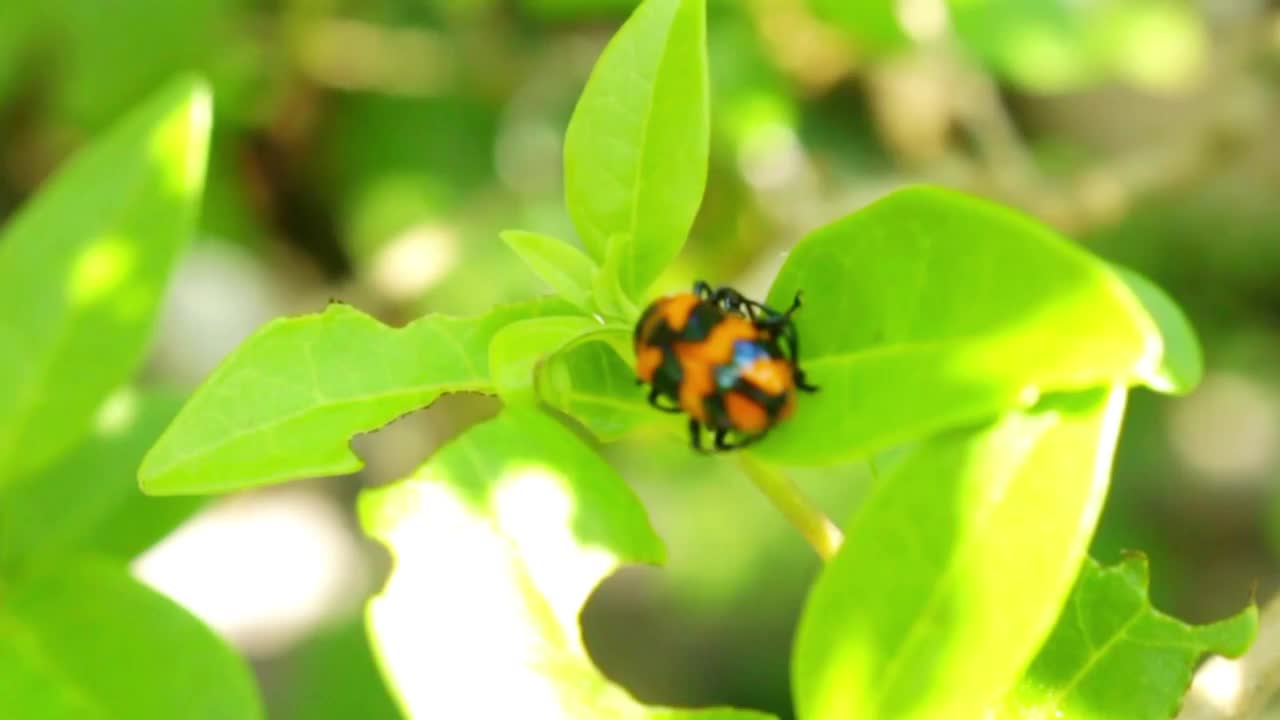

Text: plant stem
xmin=738 ymin=453 xmax=844 ymax=561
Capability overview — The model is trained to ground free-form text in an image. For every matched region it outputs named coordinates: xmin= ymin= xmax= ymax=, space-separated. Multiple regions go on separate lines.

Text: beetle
xmin=634 ymin=281 xmax=817 ymax=451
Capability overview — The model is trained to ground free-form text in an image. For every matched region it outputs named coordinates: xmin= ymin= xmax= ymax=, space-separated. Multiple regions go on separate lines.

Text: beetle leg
xmin=693 ymin=280 xmax=715 ymax=300
xmin=713 ymin=429 xmax=732 ymax=451
xmin=689 ymin=418 xmax=707 ymax=452
xmin=648 ymin=387 xmax=683 ymax=413
xmin=795 ymin=368 xmax=820 ymax=393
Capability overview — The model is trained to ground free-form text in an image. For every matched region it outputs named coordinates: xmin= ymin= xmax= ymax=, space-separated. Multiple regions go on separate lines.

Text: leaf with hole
xmin=997 ymin=555 xmax=1256 ymax=720
xmin=140 ymin=297 xmax=576 ymax=495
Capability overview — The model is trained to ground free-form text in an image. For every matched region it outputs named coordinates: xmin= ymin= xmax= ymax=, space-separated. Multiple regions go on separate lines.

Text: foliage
xmin=0 ymin=0 xmax=1262 ymax=718
xmin=0 ymin=79 xmax=264 ymax=719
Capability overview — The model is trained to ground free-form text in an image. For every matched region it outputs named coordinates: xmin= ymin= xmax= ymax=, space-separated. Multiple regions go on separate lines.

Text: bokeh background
xmin=2 ymin=1 xmax=1279 ymax=717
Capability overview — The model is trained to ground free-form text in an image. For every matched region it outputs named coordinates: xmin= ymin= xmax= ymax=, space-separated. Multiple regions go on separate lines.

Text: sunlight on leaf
xmin=501 ymin=230 xmax=599 ymax=313
xmin=362 ymin=408 xmax=771 ymax=720
xmin=794 ymin=387 xmax=1126 ymax=720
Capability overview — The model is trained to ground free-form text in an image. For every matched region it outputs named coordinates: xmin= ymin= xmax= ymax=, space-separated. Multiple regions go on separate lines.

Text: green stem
xmin=739 ymin=453 xmax=844 ymax=561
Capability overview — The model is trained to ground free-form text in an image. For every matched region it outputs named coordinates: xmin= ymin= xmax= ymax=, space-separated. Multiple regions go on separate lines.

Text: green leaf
xmin=0 ymin=556 xmax=263 ymax=720
xmin=0 ymin=388 xmax=204 ymax=573
xmin=139 ymin=297 xmax=576 ymax=495
xmin=490 ymin=316 xmax=603 ymax=405
xmin=361 ymin=408 xmax=771 ymax=720
xmin=563 ymin=0 xmax=709 ymax=300
xmin=592 ymin=234 xmax=641 ymax=321
xmin=1110 ymin=263 xmax=1202 ymax=394
xmin=756 ymin=186 xmax=1170 ymax=466
xmin=793 ymin=386 xmax=1126 ymax=720
xmin=998 ymin=555 xmax=1257 ymax=720
xmin=0 ymin=77 xmax=212 ymax=486
xmin=539 ymin=329 xmax=667 ymax=442
xmin=501 ymin=230 xmax=599 ymax=313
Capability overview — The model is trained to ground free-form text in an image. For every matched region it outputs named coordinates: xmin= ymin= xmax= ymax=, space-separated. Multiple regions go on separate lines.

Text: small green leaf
xmin=139 ymin=297 xmax=576 ymax=495
xmin=1110 ymin=264 xmax=1202 ymax=394
xmin=592 ymin=234 xmax=641 ymax=321
xmin=0 ymin=77 xmax=211 ymax=486
xmin=362 ymin=408 xmax=771 ymax=720
xmin=756 ymin=186 xmax=1170 ymax=466
xmin=0 ymin=388 xmax=203 ymax=573
xmin=539 ymin=329 xmax=668 ymax=442
xmin=501 ymin=230 xmax=599 ymax=313
xmin=998 ymin=555 xmax=1257 ymax=720
xmin=564 ymin=0 xmax=709 ymax=300
xmin=0 ymin=556 xmax=263 ymax=720
xmin=793 ymin=386 xmax=1126 ymax=720
xmin=490 ymin=316 xmax=603 ymax=405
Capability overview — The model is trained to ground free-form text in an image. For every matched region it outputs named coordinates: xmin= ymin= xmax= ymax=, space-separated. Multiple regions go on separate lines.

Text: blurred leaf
xmin=139 ymin=297 xmax=577 ymax=495
xmin=793 ymin=387 xmax=1126 ymax=720
xmin=501 ymin=230 xmax=599 ymax=313
xmin=1110 ymin=264 xmax=1202 ymax=394
xmin=0 ymin=556 xmax=263 ymax=720
xmin=756 ymin=186 xmax=1172 ymax=466
xmin=0 ymin=3 xmax=41 ymax=102
xmin=275 ymin=617 xmax=403 ymax=720
xmin=490 ymin=315 xmax=602 ymax=405
xmin=999 ymin=555 xmax=1256 ymax=719
xmin=362 ymin=407 xmax=771 ymax=719
xmin=0 ymin=389 xmax=204 ymax=572
xmin=52 ymin=0 xmax=260 ymax=127
xmin=947 ymin=0 xmax=1206 ymax=92
xmin=0 ymin=78 xmax=211 ymax=487
xmin=564 ymin=0 xmax=710 ymax=299
xmin=540 ymin=329 xmax=666 ymax=442
xmin=806 ymin=0 xmax=909 ymax=53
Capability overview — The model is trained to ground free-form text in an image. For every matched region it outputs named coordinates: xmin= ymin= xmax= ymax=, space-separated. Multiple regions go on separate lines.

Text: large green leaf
xmin=501 ymin=230 xmax=599 ymax=314
xmin=0 ymin=556 xmax=263 ymax=720
xmin=0 ymin=389 xmax=203 ymax=573
xmin=361 ymin=408 xmax=771 ymax=720
xmin=793 ymin=386 xmax=1126 ymax=720
xmin=563 ymin=0 xmax=709 ymax=300
xmin=0 ymin=77 xmax=211 ymax=486
xmin=998 ymin=555 xmax=1257 ymax=720
xmin=139 ymin=297 xmax=576 ymax=495
xmin=756 ymin=186 xmax=1168 ymax=466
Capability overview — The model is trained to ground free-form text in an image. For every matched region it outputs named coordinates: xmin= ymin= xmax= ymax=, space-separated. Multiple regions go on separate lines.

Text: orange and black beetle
xmin=634 ymin=281 xmax=817 ymax=451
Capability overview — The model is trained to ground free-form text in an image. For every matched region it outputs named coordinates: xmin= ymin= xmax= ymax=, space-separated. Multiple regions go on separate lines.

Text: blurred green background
xmin=2 ymin=1 xmax=1278 ymax=718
